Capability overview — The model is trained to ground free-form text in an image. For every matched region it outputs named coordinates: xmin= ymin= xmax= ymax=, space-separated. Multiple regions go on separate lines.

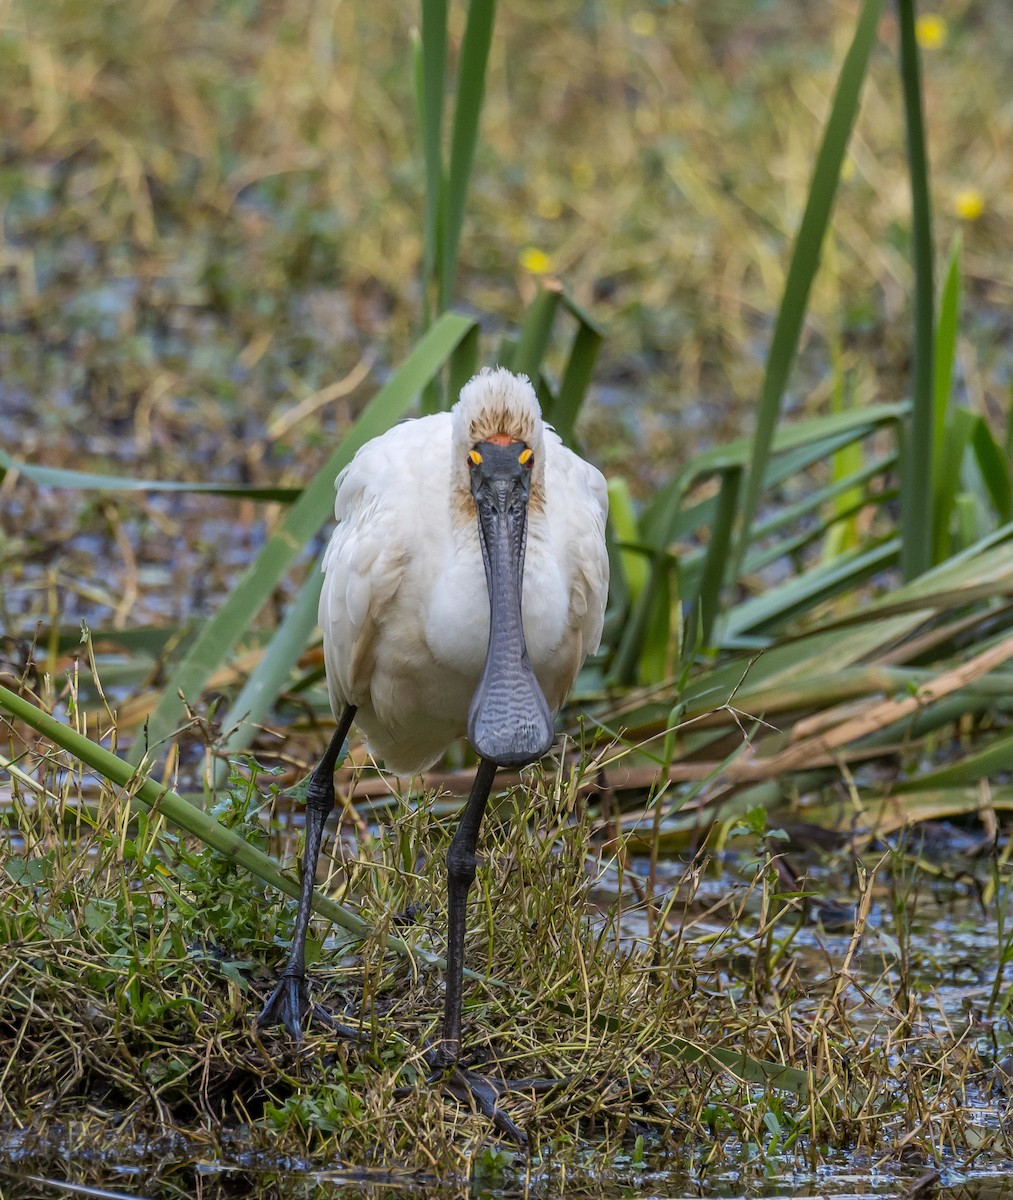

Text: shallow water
xmin=5 ymin=1153 xmax=1013 ymax=1200
xmin=594 ymin=847 xmax=1007 ymax=1034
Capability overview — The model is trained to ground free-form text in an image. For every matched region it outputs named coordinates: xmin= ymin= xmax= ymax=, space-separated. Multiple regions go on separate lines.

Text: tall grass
xmin=897 ymin=0 xmax=936 ymax=581
xmin=2 ymin=0 xmax=1013 ymax=1171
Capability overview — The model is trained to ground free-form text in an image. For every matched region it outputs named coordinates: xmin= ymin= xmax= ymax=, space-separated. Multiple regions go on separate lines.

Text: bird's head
xmin=450 ymin=368 xmax=546 ymax=518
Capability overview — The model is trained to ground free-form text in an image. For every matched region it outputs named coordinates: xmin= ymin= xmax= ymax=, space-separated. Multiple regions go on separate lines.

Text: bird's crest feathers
xmin=452 ymin=368 xmax=543 ymax=450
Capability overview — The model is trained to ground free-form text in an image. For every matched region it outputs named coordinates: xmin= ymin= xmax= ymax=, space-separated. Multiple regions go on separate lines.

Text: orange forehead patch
xmin=485 ymin=433 xmax=520 ymax=446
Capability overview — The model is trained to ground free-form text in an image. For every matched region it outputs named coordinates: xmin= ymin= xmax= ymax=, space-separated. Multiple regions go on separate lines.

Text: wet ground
xmin=2 ymin=824 xmax=1012 ymax=1198
xmin=3 ymin=1155 xmax=1013 ymax=1200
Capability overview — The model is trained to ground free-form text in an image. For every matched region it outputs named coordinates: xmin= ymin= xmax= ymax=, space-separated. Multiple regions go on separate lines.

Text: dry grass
xmin=3 ymin=670 xmax=1013 ymax=1190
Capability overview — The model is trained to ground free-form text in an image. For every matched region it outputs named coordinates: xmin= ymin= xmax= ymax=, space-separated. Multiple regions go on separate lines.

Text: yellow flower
xmin=953 ymin=188 xmax=984 ymax=221
xmin=571 ymin=157 xmax=594 ymax=190
xmin=520 ymin=247 xmax=552 ymax=275
xmin=915 ymin=13 xmax=947 ymax=49
xmin=536 ymin=195 xmax=563 ymax=220
xmin=631 ymin=10 xmax=656 ymax=37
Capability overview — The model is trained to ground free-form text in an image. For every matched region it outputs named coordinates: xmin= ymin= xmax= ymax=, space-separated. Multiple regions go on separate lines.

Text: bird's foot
xmin=405 ymin=1046 xmax=563 ymax=1146
xmin=439 ymin=1066 xmax=528 ymax=1146
xmin=257 ymin=971 xmax=365 ymax=1044
xmin=420 ymin=1049 xmax=527 ymax=1146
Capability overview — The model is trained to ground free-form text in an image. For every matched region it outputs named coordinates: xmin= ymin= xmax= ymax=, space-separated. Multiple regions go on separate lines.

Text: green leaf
xmin=608 ymin=478 xmax=648 ymax=602
xmin=639 ymin=553 xmax=674 ymax=684
xmin=954 ymin=492 xmax=980 ymax=550
xmin=932 ymin=234 xmax=962 ymax=489
xmin=418 ymin=0 xmax=448 ymax=324
xmin=971 ymin=416 xmax=1013 ymax=525
xmin=690 ymin=465 xmax=740 ymax=649
xmin=894 ymin=728 xmax=1013 ymax=792
xmin=933 ymin=407 xmax=976 ymax=558
xmin=0 ymin=448 xmax=300 ymax=501
xmin=723 ymin=539 xmax=900 ymax=640
xmin=826 ymin=352 xmax=864 ymax=556
xmin=742 ymin=487 xmax=896 ymax=577
xmin=644 ymin=403 xmax=906 ymax=549
xmin=897 ymin=0 xmax=936 ymax=580
xmin=551 ymin=295 xmax=604 ymax=449
xmin=623 ymin=405 xmax=903 ymax=678
xmin=508 ymin=285 xmax=561 ymax=380
xmin=441 ymin=0 xmax=496 ymax=310
xmin=750 ymin=454 xmax=894 ymax=549
xmin=600 ymin=519 xmax=632 ymax=649
xmin=1007 ymin=381 xmax=1013 ymax=465
xmin=446 ymin=321 xmax=481 ymax=409
xmin=610 ymin=545 xmax=677 ymax=685
xmin=730 ymin=0 xmax=884 ymax=583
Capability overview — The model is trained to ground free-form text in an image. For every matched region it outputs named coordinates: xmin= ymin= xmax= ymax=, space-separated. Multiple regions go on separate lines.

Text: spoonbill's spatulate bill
xmin=259 ymin=367 xmax=609 ymax=1124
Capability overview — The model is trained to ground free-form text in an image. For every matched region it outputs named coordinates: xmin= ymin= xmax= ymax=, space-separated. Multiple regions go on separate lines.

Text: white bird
xmin=260 ymin=367 xmax=609 ymax=1101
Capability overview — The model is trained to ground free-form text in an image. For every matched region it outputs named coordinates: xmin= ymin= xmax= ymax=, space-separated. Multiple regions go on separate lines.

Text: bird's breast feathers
xmin=424 ymin=524 xmax=570 ymax=681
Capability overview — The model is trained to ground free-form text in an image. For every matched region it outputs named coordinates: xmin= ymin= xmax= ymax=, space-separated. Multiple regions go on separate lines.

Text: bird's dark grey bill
xmin=467 ymin=441 xmax=554 ymax=767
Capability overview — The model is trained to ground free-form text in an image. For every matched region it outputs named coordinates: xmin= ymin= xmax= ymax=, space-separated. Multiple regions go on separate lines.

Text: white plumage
xmin=259 ymin=368 xmax=609 ymax=1095
xmin=318 ymin=368 xmax=609 ymax=773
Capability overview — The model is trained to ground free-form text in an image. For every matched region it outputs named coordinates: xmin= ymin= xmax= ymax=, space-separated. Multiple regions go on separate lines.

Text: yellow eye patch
xmin=518 ymin=448 xmax=533 ymax=465
xmin=468 ymin=449 xmax=483 ymax=465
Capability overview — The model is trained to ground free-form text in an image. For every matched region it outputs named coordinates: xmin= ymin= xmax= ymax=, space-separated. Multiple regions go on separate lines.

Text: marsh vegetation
xmin=2 ymin=0 xmax=1013 ymax=1195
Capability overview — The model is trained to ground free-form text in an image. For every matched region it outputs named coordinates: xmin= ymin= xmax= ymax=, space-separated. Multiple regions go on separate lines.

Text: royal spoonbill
xmin=259 ymin=367 xmax=609 ymax=1078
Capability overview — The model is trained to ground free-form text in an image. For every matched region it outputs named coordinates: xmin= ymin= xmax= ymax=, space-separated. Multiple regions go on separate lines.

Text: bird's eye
xmin=518 ymin=448 xmax=533 ymax=467
xmin=468 ymin=449 xmax=483 ymax=466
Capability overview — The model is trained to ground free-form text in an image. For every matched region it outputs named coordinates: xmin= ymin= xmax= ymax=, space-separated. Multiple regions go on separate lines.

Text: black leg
xmin=420 ymin=756 xmax=537 ymax=1144
xmin=435 ymin=756 xmax=498 ymax=1066
xmin=258 ymin=704 xmax=357 ymax=1039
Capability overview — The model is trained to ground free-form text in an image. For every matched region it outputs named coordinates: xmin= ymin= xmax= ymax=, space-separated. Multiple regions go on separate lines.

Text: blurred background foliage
xmin=2 ymin=0 xmax=1011 ymax=501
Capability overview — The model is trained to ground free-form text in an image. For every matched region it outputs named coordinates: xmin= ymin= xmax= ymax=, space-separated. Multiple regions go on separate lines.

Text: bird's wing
xmin=318 ymin=430 xmax=415 ymax=714
xmin=545 ymin=432 xmax=610 ymax=690
xmin=565 ymin=451 xmax=610 ymax=655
